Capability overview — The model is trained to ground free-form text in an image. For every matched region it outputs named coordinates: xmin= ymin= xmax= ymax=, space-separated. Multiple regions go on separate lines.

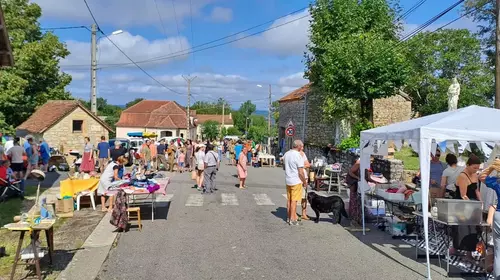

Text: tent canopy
xmin=359 ymin=105 xmax=500 ymax=280
xmin=361 ymin=105 xmax=500 ymax=142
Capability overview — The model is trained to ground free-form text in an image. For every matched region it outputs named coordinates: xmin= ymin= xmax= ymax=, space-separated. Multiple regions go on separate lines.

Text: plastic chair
xmin=76 ymin=189 xmax=96 ymax=211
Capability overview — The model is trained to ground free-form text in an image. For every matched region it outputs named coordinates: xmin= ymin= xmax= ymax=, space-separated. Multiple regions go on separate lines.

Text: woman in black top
xmin=450 ymin=154 xmax=482 ymax=259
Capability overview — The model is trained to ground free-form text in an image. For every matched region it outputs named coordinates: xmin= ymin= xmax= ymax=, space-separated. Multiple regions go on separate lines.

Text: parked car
xmin=108 ymin=138 xmax=134 ymax=166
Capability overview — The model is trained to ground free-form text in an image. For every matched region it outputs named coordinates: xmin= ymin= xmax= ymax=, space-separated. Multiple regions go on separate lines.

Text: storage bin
xmin=376 ymin=188 xmax=405 ymax=201
xmin=436 ymin=198 xmax=483 ymax=225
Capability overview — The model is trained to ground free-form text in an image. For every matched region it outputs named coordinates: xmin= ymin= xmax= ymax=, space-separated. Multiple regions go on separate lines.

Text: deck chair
xmin=0 ymin=177 xmax=24 ymax=202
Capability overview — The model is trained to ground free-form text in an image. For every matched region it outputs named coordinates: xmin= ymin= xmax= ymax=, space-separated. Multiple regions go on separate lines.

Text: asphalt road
xmin=97 ymin=163 xmax=455 ymax=280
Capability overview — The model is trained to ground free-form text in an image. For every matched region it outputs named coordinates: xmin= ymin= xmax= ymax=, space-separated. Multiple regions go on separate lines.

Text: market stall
xmin=359 ymin=105 xmax=500 ymax=279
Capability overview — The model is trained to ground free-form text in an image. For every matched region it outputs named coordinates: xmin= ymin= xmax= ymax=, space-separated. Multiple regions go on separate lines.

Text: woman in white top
xmin=98 ymin=156 xmax=128 ymax=212
xmin=441 ymin=153 xmax=464 ymax=198
xmin=299 ymin=146 xmax=311 ymax=220
xmin=194 ymin=145 xmax=206 ymax=191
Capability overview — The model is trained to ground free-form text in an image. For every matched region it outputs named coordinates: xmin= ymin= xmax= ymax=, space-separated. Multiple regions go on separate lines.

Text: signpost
xmin=285 ymin=126 xmax=295 ymax=137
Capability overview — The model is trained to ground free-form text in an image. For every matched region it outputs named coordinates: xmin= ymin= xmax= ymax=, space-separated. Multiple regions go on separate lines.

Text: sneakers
xmin=289 ymin=220 xmax=300 ymax=226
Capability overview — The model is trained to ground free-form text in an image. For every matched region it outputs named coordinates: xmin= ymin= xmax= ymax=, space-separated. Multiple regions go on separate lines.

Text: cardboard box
xmin=56 ymin=198 xmax=74 ymax=213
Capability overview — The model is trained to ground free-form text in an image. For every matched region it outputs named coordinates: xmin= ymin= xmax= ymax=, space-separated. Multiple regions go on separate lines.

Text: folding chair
xmin=0 ymin=177 xmax=23 ymax=202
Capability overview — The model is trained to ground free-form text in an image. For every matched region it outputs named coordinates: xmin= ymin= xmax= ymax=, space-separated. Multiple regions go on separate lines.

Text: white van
xmin=128 ymin=137 xmax=144 ymax=153
xmin=224 ymin=135 xmax=240 ymax=141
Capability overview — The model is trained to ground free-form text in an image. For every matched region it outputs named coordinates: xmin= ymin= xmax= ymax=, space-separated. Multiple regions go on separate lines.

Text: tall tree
xmin=125 ymin=98 xmax=144 ymax=108
xmin=191 ymin=98 xmax=230 ymax=115
xmin=0 ymin=0 xmax=72 ymax=127
xmin=305 ymin=0 xmax=408 ymax=121
xmin=463 ymin=0 xmax=496 ymax=67
xmin=201 ymin=120 xmax=220 ymax=141
xmin=404 ymin=29 xmax=493 ymax=115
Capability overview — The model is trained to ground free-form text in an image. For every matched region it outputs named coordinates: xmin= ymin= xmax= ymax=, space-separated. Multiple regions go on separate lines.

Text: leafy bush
xmin=337 ymin=119 xmax=373 ymax=150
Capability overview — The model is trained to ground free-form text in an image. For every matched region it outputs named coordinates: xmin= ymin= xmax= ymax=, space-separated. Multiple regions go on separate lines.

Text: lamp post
xmin=91 ymin=26 xmax=123 ymax=114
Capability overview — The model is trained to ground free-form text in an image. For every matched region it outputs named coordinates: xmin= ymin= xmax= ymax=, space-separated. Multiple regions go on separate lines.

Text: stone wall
xmin=304 ymin=91 xmax=338 ymax=147
xmin=304 ymin=148 xmax=405 ymax=182
xmin=278 ymin=99 xmax=305 ymax=152
xmin=43 ymin=107 xmax=109 ymax=154
xmin=373 ymin=94 xmax=412 ymax=127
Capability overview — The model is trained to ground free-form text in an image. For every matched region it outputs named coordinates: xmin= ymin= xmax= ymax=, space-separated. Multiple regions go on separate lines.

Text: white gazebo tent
xmin=359 ymin=105 xmax=500 ymax=279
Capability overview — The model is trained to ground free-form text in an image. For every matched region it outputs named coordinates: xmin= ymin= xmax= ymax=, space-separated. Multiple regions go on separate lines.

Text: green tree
xmin=191 ymin=98 xmax=231 ymax=115
xmin=247 ymin=125 xmax=267 ymax=143
xmin=125 ymin=98 xmax=144 ymax=108
xmin=463 ymin=0 xmax=495 ymax=67
xmin=271 ymin=101 xmax=279 ymax=124
xmin=404 ymin=29 xmax=493 ymax=116
xmin=0 ymin=0 xmax=72 ymax=127
xmin=305 ymin=0 xmax=408 ymax=121
xmin=238 ymin=100 xmax=256 ymax=132
xmin=202 ymin=120 xmax=220 ymax=141
xmin=226 ymin=127 xmax=241 ymax=136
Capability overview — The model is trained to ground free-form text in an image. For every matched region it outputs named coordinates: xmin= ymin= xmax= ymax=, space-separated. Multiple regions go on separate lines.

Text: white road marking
xmin=282 ymin=194 xmax=300 ymax=205
xmin=156 ymin=194 xmax=174 ymax=202
xmin=185 ymin=194 xmax=204 ymax=206
xmin=221 ymin=193 xmax=239 ymax=206
xmin=253 ymin=194 xmax=275 ymax=206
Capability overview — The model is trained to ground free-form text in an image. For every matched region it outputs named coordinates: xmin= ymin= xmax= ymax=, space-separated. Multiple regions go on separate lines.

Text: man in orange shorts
xmin=283 ymin=140 xmax=306 ymax=225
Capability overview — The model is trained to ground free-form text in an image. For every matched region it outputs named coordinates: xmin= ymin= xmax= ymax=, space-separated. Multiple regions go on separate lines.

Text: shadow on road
xmin=271 ymin=207 xmax=288 ymax=222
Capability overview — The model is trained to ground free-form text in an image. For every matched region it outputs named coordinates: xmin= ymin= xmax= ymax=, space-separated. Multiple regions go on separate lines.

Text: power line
xmin=98 ymin=13 xmax=311 ymax=69
xmin=82 ymin=0 xmax=184 ymax=96
xmin=41 ymin=25 xmax=90 ymax=31
xmin=171 ymin=0 xmax=184 ymax=50
xmin=152 ymin=0 xmax=173 ymax=55
xmin=398 ymin=0 xmax=427 ymax=21
xmin=62 ymin=6 xmax=309 ymax=68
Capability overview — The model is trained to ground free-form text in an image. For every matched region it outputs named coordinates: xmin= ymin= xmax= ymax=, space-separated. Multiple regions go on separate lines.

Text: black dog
xmin=307 ymin=192 xmax=348 ymax=224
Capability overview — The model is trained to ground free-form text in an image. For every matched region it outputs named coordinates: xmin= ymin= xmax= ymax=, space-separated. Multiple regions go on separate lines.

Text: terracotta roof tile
xmin=16 ymin=100 xmax=113 ymax=133
xmin=196 ymin=114 xmax=233 ymax=125
xmin=278 ymin=83 xmax=311 ymax=102
xmin=116 ymin=100 xmax=191 ymax=128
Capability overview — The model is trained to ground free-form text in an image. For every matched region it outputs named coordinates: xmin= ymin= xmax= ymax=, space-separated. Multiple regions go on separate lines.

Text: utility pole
xmin=90 ymin=23 xmax=97 ymax=115
xmin=268 ymin=84 xmax=272 ymax=150
xmin=221 ymin=102 xmax=225 ymax=136
xmin=183 ymin=75 xmax=196 ymax=140
xmin=496 ymin=0 xmax=500 ymax=108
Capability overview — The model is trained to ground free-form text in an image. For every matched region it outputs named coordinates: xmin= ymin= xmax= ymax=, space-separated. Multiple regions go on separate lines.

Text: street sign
xmin=286 ymin=120 xmax=294 ymax=127
xmin=285 ymin=126 xmax=295 ymax=137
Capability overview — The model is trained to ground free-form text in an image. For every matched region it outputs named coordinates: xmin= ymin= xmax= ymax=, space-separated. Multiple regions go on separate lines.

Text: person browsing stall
xmin=283 ymin=140 xmax=307 ymax=226
xmin=97 ymin=156 xmax=128 ymax=212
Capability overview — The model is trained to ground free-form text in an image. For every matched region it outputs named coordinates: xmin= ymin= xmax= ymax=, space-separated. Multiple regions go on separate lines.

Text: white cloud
xmin=210 ymin=7 xmax=233 ymax=23
xmin=235 ymin=9 xmax=311 ymax=56
xmin=33 ymin=0 xmax=215 ymax=29
xmin=64 ymin=70 xmax=87 ymax=81
xmin=60 ymin=31 xmax=190 ymax=69
xmin=68 ymin=70 xmax=309 ymax=109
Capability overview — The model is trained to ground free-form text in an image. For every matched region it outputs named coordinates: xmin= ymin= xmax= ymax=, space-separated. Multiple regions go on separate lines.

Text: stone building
xmin=16 ymin=100 xmax=113 ymax=153
xmin=196 ymin=113 xmax=234 ymax=140
xmin=115 ymin=100 xmax=197 ymax=140
xmin=278 ymin=84 xmax=412 ymax=160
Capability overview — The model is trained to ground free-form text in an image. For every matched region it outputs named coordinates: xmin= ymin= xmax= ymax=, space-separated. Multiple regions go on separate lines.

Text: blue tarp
xmin=127 ymin=132 xmax=143 ymax=137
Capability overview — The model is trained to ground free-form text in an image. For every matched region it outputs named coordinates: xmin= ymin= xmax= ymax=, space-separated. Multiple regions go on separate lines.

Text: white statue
xmin=447 ymin=77 xmax=460 ymax=111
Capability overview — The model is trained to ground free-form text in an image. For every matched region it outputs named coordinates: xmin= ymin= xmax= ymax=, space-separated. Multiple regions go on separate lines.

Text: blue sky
xmin=32 ymin=0 xmax=477 ymax=109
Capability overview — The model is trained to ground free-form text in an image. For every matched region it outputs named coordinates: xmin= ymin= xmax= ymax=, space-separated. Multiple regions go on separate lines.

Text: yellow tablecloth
xmin=60 ymin=179 xmax=99 ymax=198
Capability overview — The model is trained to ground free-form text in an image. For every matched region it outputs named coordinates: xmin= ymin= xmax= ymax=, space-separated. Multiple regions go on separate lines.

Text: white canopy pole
xmin=419 ymin=137 xmax=432 ymax=279
xmin=360 ymin=151 xmax=370 ymax=235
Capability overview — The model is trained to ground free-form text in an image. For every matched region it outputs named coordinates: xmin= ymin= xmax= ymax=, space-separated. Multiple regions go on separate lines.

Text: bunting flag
xmin=394 ymin=140 xmax=403 ymax=151
xmin=458 ymin=141 xmax=469 ymax=154
xmin=431 ymin=142 xmax=438 ymax=156
xmin=446 ymin=141 xmax=456 ymax=154
xmin=481 ymin=142 xmax=493 ymax=159
xmin=438 ymin=141 xmax=447 ymax=154
xmin=409 ymin=140 xmax=419 ymax=154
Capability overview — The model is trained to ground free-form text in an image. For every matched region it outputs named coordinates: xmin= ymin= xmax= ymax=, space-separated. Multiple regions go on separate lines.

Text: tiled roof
xmin=196 ymin=114 xmax=233 ymax=125
xmin=16 ymin=100 xmax=114 ymax=133
xmin=278 ymin=83 xmax=311 ymax=102
xmin=0 ymin=5 xmax=14 ymax=67
xmin=116 ymin=100 xmax=194 ymax=129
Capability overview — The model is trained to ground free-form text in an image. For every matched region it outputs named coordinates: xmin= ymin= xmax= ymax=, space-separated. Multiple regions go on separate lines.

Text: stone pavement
xmin=95 ymin=164 xmax=460 ymax=280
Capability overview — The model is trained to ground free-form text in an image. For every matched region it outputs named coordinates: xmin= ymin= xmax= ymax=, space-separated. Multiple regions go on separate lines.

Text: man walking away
xmin=7 ymin=138 xmax=26 ymax=194
xmin=157 ymin=139 xmax=168 ymax=170
xmin=97 ymin=136 xmax=110 ymax=173
xmin=203 ymin=144 xmax=219 ymax=194
xmin=283 ymin=140 xmax=306 ymax=225
xmin=39 ymin=139 xmax=50 ymax=172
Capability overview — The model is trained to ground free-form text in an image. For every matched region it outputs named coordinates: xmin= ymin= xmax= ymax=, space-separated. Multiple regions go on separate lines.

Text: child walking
xmin=178 ymin=150 xmax=186 ymax=173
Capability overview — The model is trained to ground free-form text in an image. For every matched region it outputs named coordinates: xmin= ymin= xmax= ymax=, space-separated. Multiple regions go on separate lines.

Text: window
xmin=72 ymin=120 xmax=83 ymax=132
